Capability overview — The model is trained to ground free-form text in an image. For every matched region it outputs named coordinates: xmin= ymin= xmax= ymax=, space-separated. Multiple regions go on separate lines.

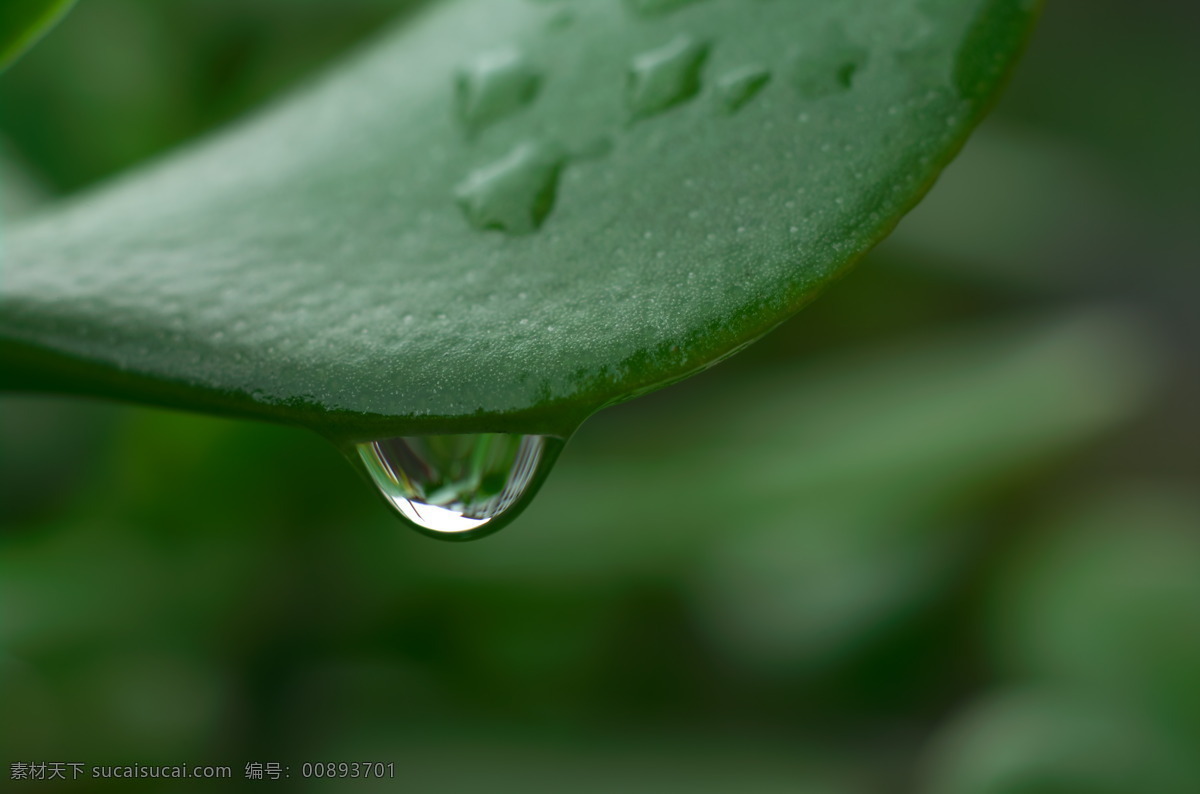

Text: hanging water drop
xmin=357 ymin=433 xmax=563 ymax=540
xmin=454 ymin=141 xmax=567 ymax=234
xmin=455 ymin=48 xmax=542 ymax=135
xmin=627 ymin=35 xmax=711 ymax=121
xmin=715 ymin=65 xmax=771 ymax=114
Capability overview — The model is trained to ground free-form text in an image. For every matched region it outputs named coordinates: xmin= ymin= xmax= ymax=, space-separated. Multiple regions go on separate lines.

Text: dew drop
xmin=789 ymin=25 xmax=868 ymax=99
xmin=357 ymin=433 xmax=563 ymax=540
xmin=623 ymin=0 xmax=708 ymax=18
xmin=715 ymin=65 xmax=771 ymax=114
xmin=627 ymin=35 xmax=711 ymax=121
xmin=455 ymin=48 xmax=542 ymax=135
xmin=454 ymin=141 xmax=567 ymax=234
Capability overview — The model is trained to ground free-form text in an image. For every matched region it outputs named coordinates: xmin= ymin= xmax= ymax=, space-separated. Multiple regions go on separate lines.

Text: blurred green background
xmin=2 ymin=1 xmax=1198 ymax=791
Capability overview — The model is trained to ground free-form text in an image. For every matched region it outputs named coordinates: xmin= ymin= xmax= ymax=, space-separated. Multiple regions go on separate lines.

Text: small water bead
xmin=627 ymin=35 xmax=711 ymax=121
xmin=454 ymin=141 xmax=567 ymax=234
xmin=358 ymin=434 xmax=559 ymax=540
xmin=455 ymin=48 xmax=542 ymax=135
xmin=789 ymin=25 xmax=868 ymax=99
xmin=715 ymin=65 xmax=771 ymax=115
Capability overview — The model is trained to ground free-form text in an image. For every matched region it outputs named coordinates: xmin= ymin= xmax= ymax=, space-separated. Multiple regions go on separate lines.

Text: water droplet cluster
xmin=445 ymin=2 xmax=881 ymax=240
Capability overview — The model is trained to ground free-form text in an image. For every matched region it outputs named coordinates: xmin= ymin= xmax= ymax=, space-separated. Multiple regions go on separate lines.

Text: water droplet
xmin=455 ymin=49 xmax=542 ymax=135
xmin=715 ymin=65 xmax=771 ymax=114
xmin=357 ymin=433 xmax=563 ymax=540
xmin=789 ymin=26 xmax=867 ymax=99
xmin=455 ymin=141 xmax=567 ymax=234
xmin=627 ymin=35 xmax=711 ymax=121
xmin=623 ymin=0 xmax=707 ymax=18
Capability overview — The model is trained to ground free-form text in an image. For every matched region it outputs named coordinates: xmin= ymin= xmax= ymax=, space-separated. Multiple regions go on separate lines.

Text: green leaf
xmin=0 ymin=0 xmax=1040 ymax=440
xmin=989 ymin=487 xmax=1200 ymax=749
xmin=0 ymin=0 xmax=75 ymax=73
xmin=920 ymin=690 xmax=1191 ymax=794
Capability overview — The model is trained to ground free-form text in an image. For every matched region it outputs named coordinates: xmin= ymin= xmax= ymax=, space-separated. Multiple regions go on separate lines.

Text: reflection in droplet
xmin=357 ymin=433 xmax=562 ymax=540
xmin=715 ymin=65 xmax=771 ymax=114
xmin=627 ymin=35 xmax=711 ymax=121
xmin=789 ymin=25 xmax=867 ymax=99
xmin=455 ymin=141 xmax=567 ymax=234
xmin=623 ymin=0 xmax=708 ymax=17
xmin=455 ymin=48 xmax=542 ymax=135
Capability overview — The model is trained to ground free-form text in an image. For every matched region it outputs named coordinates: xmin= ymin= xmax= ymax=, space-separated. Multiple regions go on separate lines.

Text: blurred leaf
xmin=988 ymin=486 xmax=1200 ymax=750
xmin=0 ymin=0 xmax=74 ymax=73
xmin=881 ymin=123 xmax=1130 ymax=290
xmin=1 ymin=0 xmax=1039 ymax=439
xmin=919 ymin=689 xmax=1191 ymax=794
xmin=0 ymin=136 xmax=47 ymax=217
xmin=677 ymin=312 xmax=1159 ymax=675
xmin=0 ymin=395 xmax=120 ymax=524
xmin=0 ymin=0 xmax=416 ymax=193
